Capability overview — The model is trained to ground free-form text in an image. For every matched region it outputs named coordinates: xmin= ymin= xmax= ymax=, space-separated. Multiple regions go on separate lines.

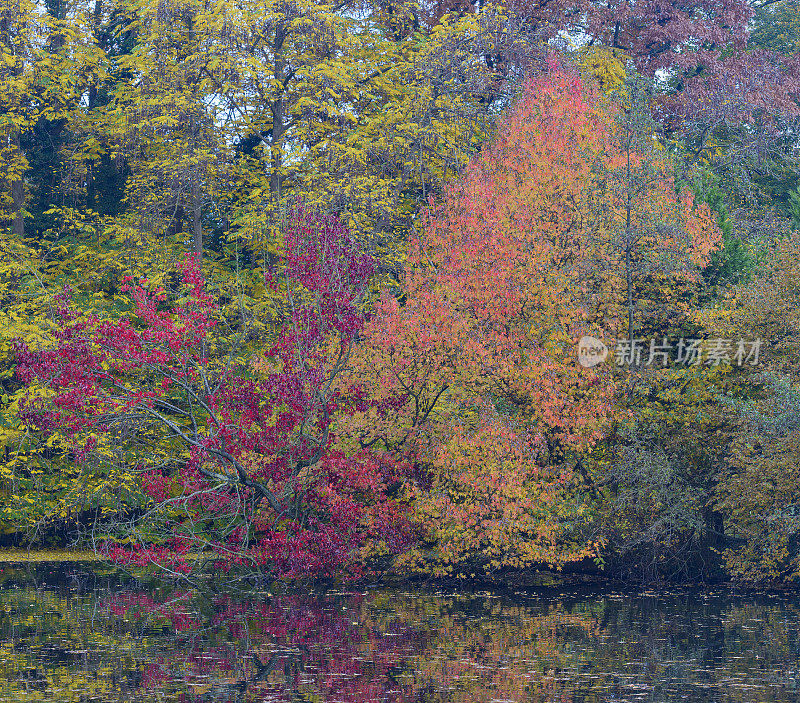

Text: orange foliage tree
xmin=341 ymin=65 xmax=719 ymax=576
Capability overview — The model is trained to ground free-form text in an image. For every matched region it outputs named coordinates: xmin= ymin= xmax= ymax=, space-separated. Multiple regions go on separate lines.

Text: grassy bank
xmin=0 ymin=550 xmax=100 ymax=563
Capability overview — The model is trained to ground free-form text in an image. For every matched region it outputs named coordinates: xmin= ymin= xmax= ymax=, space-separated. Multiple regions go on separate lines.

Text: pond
xmin=0 ymin=564 xmax=797 ymax=702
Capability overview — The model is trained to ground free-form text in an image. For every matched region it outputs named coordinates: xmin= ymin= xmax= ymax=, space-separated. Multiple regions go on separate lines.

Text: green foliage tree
xmin=692 ymin=171 xmax=754 ymax=288
xmin=709 ymin=232 xmax=800 ymax=583
xmin=750 ymin=0 xmax=800 ymax=55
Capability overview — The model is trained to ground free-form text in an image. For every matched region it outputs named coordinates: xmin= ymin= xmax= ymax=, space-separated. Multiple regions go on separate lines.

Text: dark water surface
xmin=0 ymin=565 xmax=798 ymax=702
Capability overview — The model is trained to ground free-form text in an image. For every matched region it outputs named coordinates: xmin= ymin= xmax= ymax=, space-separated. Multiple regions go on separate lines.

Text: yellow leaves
xmin=0 ymin=225 xmax=184 ymax=540
xmin=578 ymin=46 xmax=628 ymax=96
xmin=0 ymin=0 xmax=106 ymax=131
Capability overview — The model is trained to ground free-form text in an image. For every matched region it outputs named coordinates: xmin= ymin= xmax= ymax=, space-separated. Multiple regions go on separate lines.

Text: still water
xmin=0 ymin=564 xmax=798 ymax=702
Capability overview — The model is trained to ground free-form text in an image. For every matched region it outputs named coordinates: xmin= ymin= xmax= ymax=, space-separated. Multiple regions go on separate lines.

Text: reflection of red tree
xmin=103 ymin=590 xmax=423 ymax=702
xmin=208 ymin=596 xmax=420 ymax=702
xmin=104 ymin=591 xmax=200 ymax=632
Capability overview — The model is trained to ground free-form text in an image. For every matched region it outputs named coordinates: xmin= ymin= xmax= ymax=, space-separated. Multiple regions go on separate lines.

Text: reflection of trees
xmin=359 ymin=593 xmax=601 ymax=703
xmin=0 ymin=566 xmax=152 ymax=701
xmin=101 ymin=588 xmax=603 ymax=703
xmin=0 ymin=569 xmax=800 ymax=701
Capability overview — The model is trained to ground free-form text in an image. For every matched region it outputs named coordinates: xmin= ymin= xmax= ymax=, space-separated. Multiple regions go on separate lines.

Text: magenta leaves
xmin=16 ymin=205 xmax=412 ymax=580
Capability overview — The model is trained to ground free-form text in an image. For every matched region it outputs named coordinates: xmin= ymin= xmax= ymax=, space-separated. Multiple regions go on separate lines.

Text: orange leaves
xmin=683 ymin=195 xmax=722 ymax=268
xmin=344 ymin=66 xmax=719 ymax=574
xmin=402 ymin=70 xmax=618 ymax=447
xmin=340 ymin=70 xmax=618 ymax=573
xmin=407 ymin=412 xmax=603 ymax=574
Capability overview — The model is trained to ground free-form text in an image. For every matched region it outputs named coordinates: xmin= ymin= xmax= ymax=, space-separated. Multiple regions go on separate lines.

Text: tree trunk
xmin=269 ymin=23 xmax=287 ymax=205
xmin=191 ymin=180 xmax=202 ymax=261
xmin=10 ymin=131 xmax=24 ymax=238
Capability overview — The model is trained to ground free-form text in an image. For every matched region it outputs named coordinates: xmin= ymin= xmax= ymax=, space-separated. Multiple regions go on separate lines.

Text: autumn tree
xmin=0 ymin=0 xmax=104 ymax=238
xmin=706 ymin=231 xmax=800 ymax=582
xmin=15 ymin=206 xmax=412 ymax=578
xmin=342 ymin=66 xmax=718 ymax=576
xmin=105 ymin=0 xmax=231 ymax=261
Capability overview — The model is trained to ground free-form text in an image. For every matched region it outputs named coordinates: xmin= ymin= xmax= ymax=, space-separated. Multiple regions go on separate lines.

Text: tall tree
xmin=108 ymin=0 xmax=230 ymax=261
xmin=345 ymin=67 xmax=719 ymax=576
xmin=0 ymin=0 xmax=104 ymax=238
xmin=602 ymin=71 xmax=720 ymax=342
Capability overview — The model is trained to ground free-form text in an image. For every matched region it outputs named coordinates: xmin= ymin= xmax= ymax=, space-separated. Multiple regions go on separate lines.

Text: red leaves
xmin=16 ymin=205 xmax=410 ymax=580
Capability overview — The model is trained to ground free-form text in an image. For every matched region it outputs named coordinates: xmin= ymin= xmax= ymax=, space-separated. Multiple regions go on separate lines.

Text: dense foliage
xmin=1 ymin=0 xmax=799 ymax=584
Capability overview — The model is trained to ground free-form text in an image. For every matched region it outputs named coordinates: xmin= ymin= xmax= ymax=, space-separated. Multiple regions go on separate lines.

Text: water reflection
xmin=0 ymin=565 xmax=797 ymax=702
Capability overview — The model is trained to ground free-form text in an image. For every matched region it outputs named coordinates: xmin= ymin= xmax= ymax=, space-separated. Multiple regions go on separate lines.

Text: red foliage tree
xmin=15 ymin=205 xmax=413 ymax=579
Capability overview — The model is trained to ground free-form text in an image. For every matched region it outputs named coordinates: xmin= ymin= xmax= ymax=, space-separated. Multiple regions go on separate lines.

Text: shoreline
xmin=0 ymin=550 xmax=100 ymax=562
xmin=0 ymin=553 xmax=792 ymax=593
